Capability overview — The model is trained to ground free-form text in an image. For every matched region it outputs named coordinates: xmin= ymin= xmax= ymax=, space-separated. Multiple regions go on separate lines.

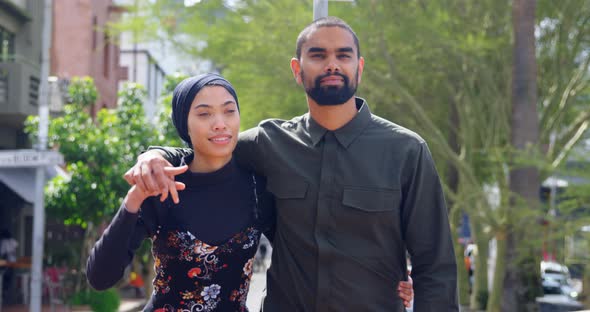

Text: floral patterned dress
xmin=149 ymin=219 xmax=261 ymax=312
xmin=86 ymin=158 xmax=275 ymax=312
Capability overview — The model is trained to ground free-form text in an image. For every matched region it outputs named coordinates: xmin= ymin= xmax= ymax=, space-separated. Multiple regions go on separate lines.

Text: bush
xmin=69 ymin=288 xmax=120 ymax=312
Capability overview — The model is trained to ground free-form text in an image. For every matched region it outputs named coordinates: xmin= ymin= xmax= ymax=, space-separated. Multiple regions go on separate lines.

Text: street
xmin=246 ymin=271 xmax=266 ymax=312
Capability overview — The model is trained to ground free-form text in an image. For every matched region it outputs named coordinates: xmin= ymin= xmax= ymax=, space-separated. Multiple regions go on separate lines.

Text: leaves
xmin=25 ymin=78 xmax=173 ymax=228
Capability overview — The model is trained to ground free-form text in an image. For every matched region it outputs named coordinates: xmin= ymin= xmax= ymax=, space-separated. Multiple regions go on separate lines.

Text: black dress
xmin=86 ymin=157 xmax=275 ymax=312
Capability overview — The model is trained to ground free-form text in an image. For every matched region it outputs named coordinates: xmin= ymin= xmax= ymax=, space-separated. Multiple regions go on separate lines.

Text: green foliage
xmin=67 ymin=76 xmax=99 ymax=109
xmin=25 ymin=78 xmax=160 ymax=228
xmin=69 ymin=288 xmax=120 ymax=312
xmin=112 ymin=0 xmax=590 ymax=308
xmin=154 ymin=74 xmax=187 ymax=147
xmin=113 ymin=0 xmax=312 ymax=129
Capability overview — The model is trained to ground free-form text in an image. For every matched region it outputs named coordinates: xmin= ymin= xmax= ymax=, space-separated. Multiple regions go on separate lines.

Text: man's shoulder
xmin=238 ymin=115 xmax=305 ymax=145
xmin=257 ymin=115 xmax=306 ymax=132
xmin=369 ymin=114 xmax=426 ymax=147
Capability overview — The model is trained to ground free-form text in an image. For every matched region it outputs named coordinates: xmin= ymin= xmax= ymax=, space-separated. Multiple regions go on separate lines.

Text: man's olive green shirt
xmin=158 ymin=98 xmax=458 ymax=311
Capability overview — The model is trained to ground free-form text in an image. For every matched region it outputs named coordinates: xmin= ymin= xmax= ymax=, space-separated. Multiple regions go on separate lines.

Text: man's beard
xmin=302 ymin=71 xmax=357 ymax=106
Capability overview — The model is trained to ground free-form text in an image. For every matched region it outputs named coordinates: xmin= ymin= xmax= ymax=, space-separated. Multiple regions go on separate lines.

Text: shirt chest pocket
xmin=341 ymin=187 xmax=399 ymax=213
xmin=332 ymin=187 xmax=402 ymax=258
xmin=266 ymin=176 xmax=309 ymax=199
xmin=266 ymin=176 xmax=310 ymax=222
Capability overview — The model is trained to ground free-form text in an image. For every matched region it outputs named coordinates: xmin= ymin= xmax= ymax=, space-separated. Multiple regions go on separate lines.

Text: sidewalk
xmin=246 ymin=271 xmax=266 ymax=312
xmin=2 ymin=298 xmax=145 ymax=312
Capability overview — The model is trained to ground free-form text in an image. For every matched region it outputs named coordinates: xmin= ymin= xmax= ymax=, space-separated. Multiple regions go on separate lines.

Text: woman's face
xmin=187 ymin=86 xmax=240 ymax=164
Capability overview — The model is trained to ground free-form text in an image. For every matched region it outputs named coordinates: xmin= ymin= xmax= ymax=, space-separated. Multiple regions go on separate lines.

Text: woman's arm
xmin=86 ymin=187 xmax=157 ymax=290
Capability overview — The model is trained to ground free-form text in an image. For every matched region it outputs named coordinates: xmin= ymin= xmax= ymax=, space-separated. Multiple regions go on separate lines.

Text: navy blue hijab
xmin=171 ymin=73 xmax=239 ymax=147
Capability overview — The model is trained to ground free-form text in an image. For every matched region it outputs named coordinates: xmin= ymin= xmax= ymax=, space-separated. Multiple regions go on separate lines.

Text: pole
xmin=313 ymin=0 xmax=328 ymax=20
xmin=30 ymin=0 xmax=52 ymax=311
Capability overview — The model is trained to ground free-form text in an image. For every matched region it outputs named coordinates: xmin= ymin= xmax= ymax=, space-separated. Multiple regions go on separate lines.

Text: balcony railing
xmin=0 ymin=61 xmax=40 ymax=127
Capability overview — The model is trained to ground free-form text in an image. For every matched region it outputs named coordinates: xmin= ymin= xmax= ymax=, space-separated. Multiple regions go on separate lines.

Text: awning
xmin=0 ymin=166 xmax=67 ymax=203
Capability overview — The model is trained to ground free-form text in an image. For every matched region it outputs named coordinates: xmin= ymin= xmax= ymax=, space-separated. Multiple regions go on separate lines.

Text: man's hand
xmin=398 ymin=275 xmax=414 ymax=308
xmin=124 ymin=150 xmax=188 ymax=203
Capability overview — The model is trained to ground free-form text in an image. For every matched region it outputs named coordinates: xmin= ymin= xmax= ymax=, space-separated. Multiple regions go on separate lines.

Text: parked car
xmin=541 ymin=261 xmax=578 ymax=299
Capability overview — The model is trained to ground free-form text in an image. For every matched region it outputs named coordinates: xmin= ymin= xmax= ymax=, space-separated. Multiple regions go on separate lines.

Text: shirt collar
xmin=307 ymin=97 xmax=372 ymax=148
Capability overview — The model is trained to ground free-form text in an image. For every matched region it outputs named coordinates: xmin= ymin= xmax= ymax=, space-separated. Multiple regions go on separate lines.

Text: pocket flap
xmin=342 ymin=188 xmax=396 ymax=212
xmin=267 ymin=176 xmax=309 ymax=199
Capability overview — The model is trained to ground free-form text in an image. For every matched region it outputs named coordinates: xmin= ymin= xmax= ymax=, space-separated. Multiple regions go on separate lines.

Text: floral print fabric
xmin=151 ymin=225 xmax=260 ymax=312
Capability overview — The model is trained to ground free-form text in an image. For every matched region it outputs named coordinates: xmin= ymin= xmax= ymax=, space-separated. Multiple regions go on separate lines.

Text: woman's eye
xmin=226 ymin=109 xmax=237 ymax=114
xmin=198 ymin=112 xmax=210 ymax=117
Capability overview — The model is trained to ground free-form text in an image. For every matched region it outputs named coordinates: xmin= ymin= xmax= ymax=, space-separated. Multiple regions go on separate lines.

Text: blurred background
xmin=0 ymin=0 xmax=589 ymax=311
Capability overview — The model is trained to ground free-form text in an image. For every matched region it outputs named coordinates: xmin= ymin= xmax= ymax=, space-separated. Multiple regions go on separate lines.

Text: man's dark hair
xmin=295 ymin=16 xmax=360 ymax=60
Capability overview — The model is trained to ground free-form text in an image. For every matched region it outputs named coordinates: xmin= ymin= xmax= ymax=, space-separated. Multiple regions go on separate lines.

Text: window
xmin=92 ymin=16 xmax=97 ymax=50
xmin=103 ymin=33 xmax=110 ymax=78
xmin=0 ymin=25 xmax=15 ymax=62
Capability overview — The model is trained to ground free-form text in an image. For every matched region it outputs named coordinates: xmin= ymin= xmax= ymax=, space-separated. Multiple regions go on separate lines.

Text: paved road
xmin=246 ymin=237 xmax=271 ymax=311
xmin=246 ymin=271 xmax=266 ymax=312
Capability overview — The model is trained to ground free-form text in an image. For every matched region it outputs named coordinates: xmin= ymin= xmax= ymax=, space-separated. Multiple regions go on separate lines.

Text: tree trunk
xmin=487 ymin=229 xmax=507 ymax=312
xmin=447 ymin=99 xmax=470 ymax=306
xmin=76 ymin=222 xmax=96 ymax=293
xmin=503 ymin=0 xmax=542 ymax=310
xmin=143 ymin=256 xmax=155 ymax=298
xmin=451 ymin=207 xmax=470 ymax=307
xmin=470 ymin=216 xmax=489 ymax=311
xmin=582 ymin=238 xmax=590 ymax=306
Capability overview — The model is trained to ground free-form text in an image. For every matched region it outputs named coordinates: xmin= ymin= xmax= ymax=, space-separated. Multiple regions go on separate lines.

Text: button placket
xmin=315 ymin=132 xmax=338 ymax=310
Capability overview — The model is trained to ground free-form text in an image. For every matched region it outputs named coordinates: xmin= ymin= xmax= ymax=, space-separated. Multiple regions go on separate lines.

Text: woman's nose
xmin=212 ymin=116 xmax=227 ymax=130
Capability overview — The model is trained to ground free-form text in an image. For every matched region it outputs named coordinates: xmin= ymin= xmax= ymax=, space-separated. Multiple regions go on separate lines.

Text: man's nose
xmin=325 ymin=56 xmax=341 ymax=73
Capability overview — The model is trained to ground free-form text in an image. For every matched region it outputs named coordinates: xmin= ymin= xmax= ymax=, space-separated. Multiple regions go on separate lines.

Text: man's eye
xmin=311 ymin=54 xmax=324 ymax=58
xmin=338 ymin=54 xmax=351 ymax=59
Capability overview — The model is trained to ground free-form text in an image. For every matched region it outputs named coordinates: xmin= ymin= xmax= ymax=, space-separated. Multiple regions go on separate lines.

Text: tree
xmin=502 ymin=0 xmax=542 ymax=310
xmin=25 ymin=77 xmax=163 ymax=291
xmin=112 ymin=1 xmax=590 ymax=309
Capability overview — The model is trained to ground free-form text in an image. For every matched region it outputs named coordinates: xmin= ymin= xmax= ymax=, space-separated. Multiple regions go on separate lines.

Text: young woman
xmin=87 ymin=74 xmax=413 ymax=311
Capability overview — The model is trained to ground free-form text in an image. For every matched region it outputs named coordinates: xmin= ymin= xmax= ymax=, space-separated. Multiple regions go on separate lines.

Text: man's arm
xmin=235 ymin=126 xmax=266 ymax=175
xmin=123 ymin=147 xmax=191 ymax=203
xmin=124 ymin=126 xmax=266 ymax=203
xmin=401 ymin=142 xmax=458 ymax=311
xmin=148 ymin=146 xmax=193 ymax=166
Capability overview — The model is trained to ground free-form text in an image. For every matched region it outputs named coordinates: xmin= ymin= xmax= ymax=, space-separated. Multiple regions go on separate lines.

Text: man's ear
xmin=290 ymin=58 xmax=302 ymax=84
xmin=357 ymin=56 xmax=365 ymax=84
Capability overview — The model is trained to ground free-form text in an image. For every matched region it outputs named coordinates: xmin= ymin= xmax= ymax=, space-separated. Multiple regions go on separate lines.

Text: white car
xmin=541 ymin=261 xmax=578 ymax=299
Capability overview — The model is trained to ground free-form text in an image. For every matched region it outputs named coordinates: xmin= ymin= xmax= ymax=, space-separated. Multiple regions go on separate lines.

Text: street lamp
xmin=313 ymin=0 xmax=355 ymax=20
xmin=30 ymin=0 xmax=53 ymax=311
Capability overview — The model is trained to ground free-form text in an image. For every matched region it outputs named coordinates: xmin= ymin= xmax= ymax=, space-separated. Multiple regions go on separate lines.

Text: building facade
xmin=0 ymin=0 xmax=45 ymax=260
xmin=51 ymin=0 xmax=124 ymax=113
xmin=0 ymin=0 xmax=124 ymax=265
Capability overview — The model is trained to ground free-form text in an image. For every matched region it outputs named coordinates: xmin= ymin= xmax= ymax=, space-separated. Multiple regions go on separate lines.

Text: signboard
xmin=0 ymin=150 xmax=64 ymax=167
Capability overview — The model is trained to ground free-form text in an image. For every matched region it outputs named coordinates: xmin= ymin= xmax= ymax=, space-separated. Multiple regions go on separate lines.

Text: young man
xmin=127 ymin=17 xmax=457 ymax=311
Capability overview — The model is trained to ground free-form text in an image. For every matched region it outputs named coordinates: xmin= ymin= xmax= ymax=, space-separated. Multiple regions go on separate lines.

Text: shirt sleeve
xmin=147 ymin=146 xmax=193 ymax=166
xmin=401 ymin=142 xmax=459 ymax=311
xmin=235 ymin=126 xmax=267 ymax=175
xmin=86 ymin=199 xmax=158 ymax=291
xmin=254 ymin=174 xmax=276 ymax=243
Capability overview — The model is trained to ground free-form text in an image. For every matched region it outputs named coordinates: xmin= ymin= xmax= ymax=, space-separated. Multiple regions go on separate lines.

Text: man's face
xmin=292 ymin=26 xmax=364 ymax=106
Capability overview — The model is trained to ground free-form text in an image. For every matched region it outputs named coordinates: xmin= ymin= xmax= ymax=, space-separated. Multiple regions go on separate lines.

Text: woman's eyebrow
xmin=194 ymin=101 xmax=235 ymax=109
xmin=194 ymin=103 xmax=211 ymax=109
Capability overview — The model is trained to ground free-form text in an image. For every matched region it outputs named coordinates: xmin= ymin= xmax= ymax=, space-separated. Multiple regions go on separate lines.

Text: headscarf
xmin=171 ymin=73 xmax=239 ymax=146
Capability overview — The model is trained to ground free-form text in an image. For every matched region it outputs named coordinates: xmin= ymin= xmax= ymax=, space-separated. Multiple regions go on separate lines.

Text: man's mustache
xmin=315 ymin=72 xmax=349 ymax=86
